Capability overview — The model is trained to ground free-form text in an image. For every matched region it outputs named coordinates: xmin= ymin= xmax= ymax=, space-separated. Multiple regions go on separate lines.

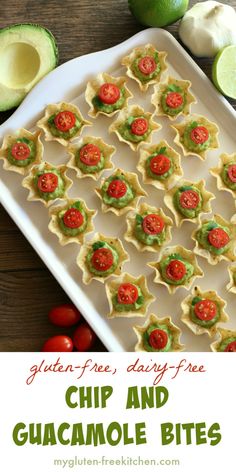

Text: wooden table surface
xmin=1 ymin=0 xmax=236 ymax=351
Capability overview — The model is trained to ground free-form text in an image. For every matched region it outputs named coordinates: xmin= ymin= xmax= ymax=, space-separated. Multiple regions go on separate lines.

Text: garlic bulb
xmin=179 ymin=1 xmax=236 ymax=58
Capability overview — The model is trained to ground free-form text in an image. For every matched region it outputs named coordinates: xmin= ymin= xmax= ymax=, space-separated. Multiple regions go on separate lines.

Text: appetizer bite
xmin=85 ymin=73 xmax=132 ymax=118
xmin=121 ymin=43 xmax=167 ymax=92
xmin=124 ymin=203 xmax=173 ymax=253
xmin=0 ymin=129 xmax=43 ymax=175
xmin=37 ymin=102 xmax=91 ymax=146
xmin=95 ymin=168 xmax=147 ymax=216
xmin=210 ymin=152 xmax=236 ymax=199
xmin=133 ymin=314 xmax=184 ymax=352
xmin=181 ymin=286 xmax=228 ymax=337
xmin=211 ymin=328 xmax=236 ymax=352
xmin=151 ymin=76 xmax=196 ymax=120
xmin=48 ymin=199 xmax=96 ymax=246
xmin=226 ymin=265 xmax=236 ymax=294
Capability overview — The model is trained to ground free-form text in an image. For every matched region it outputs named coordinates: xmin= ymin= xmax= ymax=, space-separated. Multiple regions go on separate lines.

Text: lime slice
xmin=212 ymin=45 xmax=236 ymax=99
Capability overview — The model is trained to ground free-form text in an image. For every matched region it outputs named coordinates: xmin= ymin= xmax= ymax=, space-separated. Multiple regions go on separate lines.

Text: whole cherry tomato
xmin=41 ymin=335 xmax=73 ymax=352
xmin=48 ymin=304 xmax=81 ymax=327
xmin=73 ymin=323 xmax=96 ymax=351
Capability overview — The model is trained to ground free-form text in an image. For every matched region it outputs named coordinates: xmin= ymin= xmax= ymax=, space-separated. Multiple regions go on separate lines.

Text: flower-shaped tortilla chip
xmin=105 ymin=272 xmax=155 ymax=319
xmin=137 ymin=139 xmax=183 ymax=190
xmin=48 ymin=198 xmax=97 ymax=246
xmin=124 ymin=203 xmax=173 ymax=253
xmin=210 ymin=328 xmax=236 ymax=352
xmin=133 ymin=313 xmax=184 ymax=352
xmin=67 ymin=136 xmax=115 ymax=181
xmin=22 ymin=161 xmax=73 ymax=207
xmin=95 ymin=168 xmax=147 ymax=216
xmin=0 ymin=129 xmax=43 ymax=175
xmin=151 ymin=76 xmax=196 ymax=120
xmin=210 ymin=153 xmax=236 ymax=199
xmin=164 ymin=179 xmax=215 ymax=227
xmin=76 ymin=233 xmax=129 ymax=285
xmin=85 ymin=73 xmax=133 ymax=118
xmin=226 ymin=265 xmax=236 ymax=294
xmin=172 ymin=115 xmax=219 ymax=160
xmin=192 ymin=214 xmax=236 ymax=265
xmin=181 ymin=286 xmax=228 ymax=338
xmin=148 ymin=245 xmax=203 ymax=294
xmin=109 ymin=105 xmax=161 ymax=152
xmin=121 ymin=43 xmax=167 ymax=92
xmin=37 ymin=102 xmax=92 ymax=146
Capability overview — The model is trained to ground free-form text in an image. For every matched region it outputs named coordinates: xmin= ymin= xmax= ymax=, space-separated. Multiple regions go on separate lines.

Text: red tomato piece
xmin=37 ymin=172 xmax=58 ymax=193
xmin=227 ymin=164 xmax=236 ymax=183
xmin=73 ymin=323 xmax=96 ymax=351
xmin=54 ymin=111 xmax=76 ymax=131
xmin=49 ymin=304 xmax=81 ymax=327
xmin=180 ymin=190 xmax=200 ymax=209
xmin=98 ymin=83 xmax=120 ymax=104
xmin=63 ymin=208 xmax=84 ymax=229
xmin=11 ymin=142 xmax=31 ymax=160
xmin=107 ymin=179 xmax=127 ymax=198
xmin=194 ymin=299 xmax=217 ymax=321
xmin=138 ymin=55 xmax=156 ymax=75
xmin=166 ymin=92 xmax=183 ymax=109
xmin=79 ymin=143 xmax=101 ymax=166
xmin=117 ymin=283 xmax=139 ymax=305
xmin=149 ymin=329 xmax=168 ymax=350
xmin=131 ymin=117 xmax=148 ymax=136
xmin=190 ymin=126 xmax=209 ymax=144
xmin=208 ymin=227 xmax=230 ymax=248
xmin=150 ymin=154 xmax=171 ymax=175
xmin=166 ymin=259 xmax=186 ymax=281
xmin=41 ymin=335 xmax=73 ymax=352
xmin=142 ymin=214 xmax=165 ymax=235
xmin=224 ymin=341 xmax=236 ymax=352
xmin=91 ymin=247 xmax=114 ymax=272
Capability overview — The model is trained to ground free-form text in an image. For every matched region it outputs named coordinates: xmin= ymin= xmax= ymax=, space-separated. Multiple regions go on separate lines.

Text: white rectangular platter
xmin=1 ymin=28 xmax=236 ymax=352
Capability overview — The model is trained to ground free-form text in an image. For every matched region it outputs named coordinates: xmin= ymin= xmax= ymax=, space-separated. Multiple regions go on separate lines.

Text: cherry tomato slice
xmin=107 ymin=179 xmax=127 ymax=198
xmin=142 ymin=214 xmax=165 ymax=235
xmin=208 ymin=227 xmax=230 ymax=248
xmin=180 ymin=190 xmax=200 ymax=209
xmin=11 ymin=142 xmax=31 ymax=160
xmin=49 ymin=304 xmax=81 ymax=327
xmin=149 ymin=329 xmax=168 ymax=350
xmin=166 ymin=92 xmax=183 ymax=109
xmin=138 ymin=55 xmax=156 ymax=75
xmin=37 ymin=172 xmax=58 ymax=193
xmin=227 ymin=164 xmax=236 ymax=183
xmin=117 ymin=283 xmax=139 ymax=305
xmin=79 ymin=143 xmax=101 ymax=166
xmin=54 ymin=111 xmax=76 ymax=131
xmin=166 ymin=259 xmax=186 ymax=281
xmin=63 ymin=208 xmax=84 ymax=229
xmin=91 ymin=247 xmax=114 ymax=271
xmin=41 ymin=335 xmax=73 ymax=352
xmin=98 ymin=83 xmax=120 ymax=104
xmin=194 ymin=299 xmax=217 ymax=321
xmin=73 ymin=323 xmax=96 ymax=351
xmin=224 ymin=341 xmax=236 ymax=352
xmin=131 ymin=117 xmax=148 ymax=136
xmin=190 ymin=126 xmax=209 ymax=144
xmin=150 ymin=154 xmax=171 ymax=175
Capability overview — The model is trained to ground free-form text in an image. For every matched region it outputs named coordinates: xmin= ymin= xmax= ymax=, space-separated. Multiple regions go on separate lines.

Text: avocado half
xmin=0 ymin=23 xmax=59 ymax=111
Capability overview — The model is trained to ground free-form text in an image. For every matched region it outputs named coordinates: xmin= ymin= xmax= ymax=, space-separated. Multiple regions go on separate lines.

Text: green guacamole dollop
xmin=161 ymin=84 xmax=185 ymax=116
xmin=75 ymin=148 xmax=105 ymax=175
xmin=190 ymin=296 xmax=220 ymax=328
xmin=47 ymin=113 xmax=81 ymax=140
xmin=58 ymin=201 xmax=88 ymax=237
xmin=196 ymin=221 xmax=230 ymax=255
xmin=173 ymin=185 xmax=203 ymax=219
xmin=118 ymin=115 xmax=151 ymax=143
xmin=134 ymin=213 xmax=166 ymax=246
xmin=7 ymin=137 xmax=36 ymax=167
xmin=146 ymin=146 xmax=174 ymax=181
xmin=92 ymin=87 xmax=126 ymax=114
xmin=131 ymin=51 xmax=160 ymax=83
xmin=182 ymin=121 xmax=211 ymax=153
xmin=218 ymin=337 xmax=236 ymax=352
xmin=160 ymin=253 xmax=194 ymax=286
xmin=143 ymin=324 xmax=172 ymax=352
xmin=101 ymin=175 xmax=135 ymax=209
xmin=86 ymin=241 xmax=119 ymax=277
xmin=112 ymin=285 xmax=144 ymax=313
xmin=221 ymin=162 xmax=236 ymax=191
xmin=34 ymin=168 xmax=65 ymax=201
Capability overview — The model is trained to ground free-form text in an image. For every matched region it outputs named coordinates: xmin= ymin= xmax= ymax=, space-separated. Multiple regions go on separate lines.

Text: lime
xmin=128 ymin=0 xmax=189 ymax=27
xmin=212 ymin=45 xmax=236 ymax=99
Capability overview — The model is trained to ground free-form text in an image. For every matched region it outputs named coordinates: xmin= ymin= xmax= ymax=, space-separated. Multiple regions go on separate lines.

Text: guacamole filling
xmin=161 ymin=84 xmax=186 ymax=116
xmin=190 ymin=296 xmax=220 ymax=328
xmin=58 ymin=201 xmax=88 ymax=237
xmin=112 ymin=285 xmax=144 ymax=312
xmin=76 ymin=148 xmax=105 ymax=174
xmin=182 ymin=121 xmax=211 ymax=153
xmin=196 ymin=221 xmax=230 ymax=255
xmin=92 ymin=87 xmax=126 ymax=114
xmin=233 ymin=272 xmax=236 ymax=286
xmin=119 ymin=115 xmax=151 ymax=143
xmin=86 ymin=241 xmax=119 ymax=277
xmin=173 ymin=185 xmax=203 ymax=218
xmin=143 ymin=324 xmax=172 ymax=352
xmin=160 ymin=253 xmax=194 ymax=286
xmin=218 ymin=337 xmax=236 ymax=352
xmin=7 ymin=138 xmax=36 ymax=167
xmin=101 ymin=175 xmax=135 ymax=209
xmin=34 ymin=168 xmax=65 ymax=201
xmin=47 ymin=113 xmax=81 ymax=139
xmin=146 ymin=146 xmax=174 ymax=181
xmin=221 ymin=162 xmax=236 ymax=191
xmin=134 ymin=213 xmax=166 ymax=246
xmin=131 ymin=51 xmax=160 ymax=83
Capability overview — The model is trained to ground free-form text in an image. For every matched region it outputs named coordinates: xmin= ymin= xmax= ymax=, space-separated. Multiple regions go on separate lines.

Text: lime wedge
xmin=212 ymin=45 xmax=236 ymax=99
